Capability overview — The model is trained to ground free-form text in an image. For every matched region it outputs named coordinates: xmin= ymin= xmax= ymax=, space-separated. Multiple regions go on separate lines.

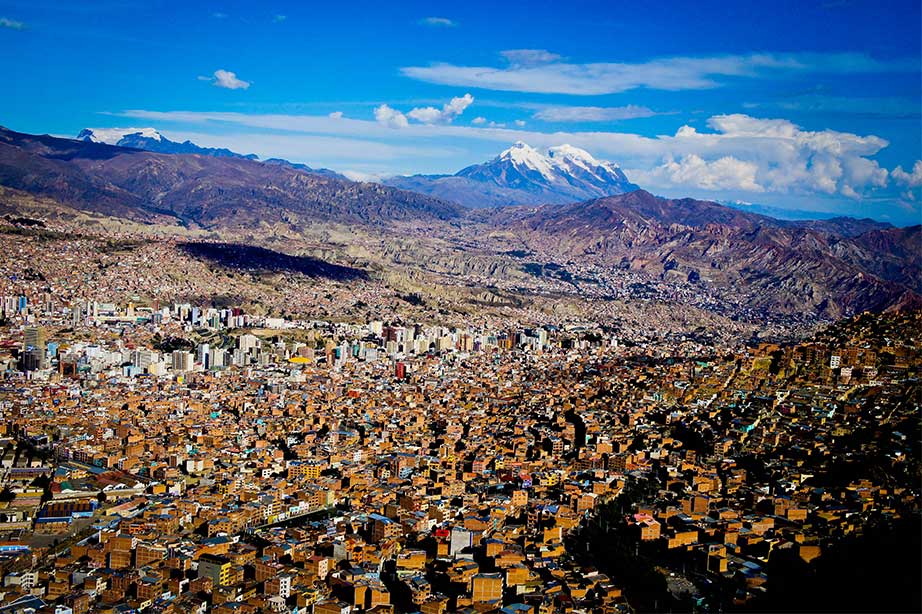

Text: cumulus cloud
xmin=406 ymin=93 xmax=474 ymax=124
xmin=376 ymin=95 xmax=474 ymax=128
xmin=471 ymin=117 xmax=487 ymax=125
xmin=403 ymin=52 xmax=918 ymax=95
xmin=0 ymin=17 xmax=25 ymax=30
xmin=328 ymin=111 xmax=344 ymax=119
xmin=892 ymin=161 xmax=922 ymax=188
xmin=208 ymin=69 xmax=250 ymax=90
xmin=892 ymin=161 xmax=922 ymax=201
xmin=534 ymin=104 xmax=657 ymax=122
xmin=632 ymin=114 xmax=890 ymax=198
xmin=419 ymin=16 xmax=456 ymax=27
xmin=633 ymin=155 xmax=763 ymax=192
xmin=374 ymin=104 xmax=409 ymax=129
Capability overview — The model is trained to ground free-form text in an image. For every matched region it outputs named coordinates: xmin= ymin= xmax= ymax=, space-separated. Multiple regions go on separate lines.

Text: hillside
xmin=0 ymin=126 xmax=463 ymax=229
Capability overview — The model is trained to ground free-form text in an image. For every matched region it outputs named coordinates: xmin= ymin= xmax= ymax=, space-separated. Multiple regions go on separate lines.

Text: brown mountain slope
xmin=0 ymin=126 xmax=464 ymax=228
xmin=489 ymin=191 xmax=920 ymax=318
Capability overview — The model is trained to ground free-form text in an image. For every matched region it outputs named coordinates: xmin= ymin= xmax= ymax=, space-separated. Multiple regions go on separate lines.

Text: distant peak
xmin=77 ymin=127 xmax=163 ymax=145
xmin=497 ymin=141 xmax=554 ymax=178
xmin=497 ymin=141 xmax=621 ymax=171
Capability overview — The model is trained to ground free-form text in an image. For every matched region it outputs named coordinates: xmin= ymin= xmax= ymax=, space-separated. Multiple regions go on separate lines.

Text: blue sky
xmin=1 ymin=0 xmax=921 ymax=224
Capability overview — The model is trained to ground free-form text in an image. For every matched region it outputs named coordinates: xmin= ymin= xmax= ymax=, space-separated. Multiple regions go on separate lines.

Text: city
xmin=0 ymin=245 xmax=916 ymax=612
xmin=0 ymin=1 xmax=920 ymax=612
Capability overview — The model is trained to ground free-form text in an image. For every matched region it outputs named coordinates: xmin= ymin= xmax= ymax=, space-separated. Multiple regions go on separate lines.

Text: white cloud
xmin=273 ymin=14 xmax=287 ymax=23
xmin=419 ymin=16 xmax=456 ymax=27
xmin=407 ymin=93 xmax=474 ymax=124
xmin=514 ymin=120 xmax=526 ymax=127
xmin=328 ymin=111 xmax=344 ymax=119
xmin=402 ymin=52 xmax=918 ymax=95
xmin=471 ymin=117 xmax=486 ymax=125
xmin=892 ymin=161 xmax=922 ymax=202
xmin=445 ymin=94 xmax=474 ymax=115
xmin=341 ymin=170 xmax=387 ymax=182
xmin=0 ymin=17 xmax=25 ymax=30
xmin=892 ymin=161 xmax=922 ymax=188
xmin=405 ymin=107 xmax=442 ymax=124
xmin=500 ymin=49 xmax=562 ymax=66
xmin=210 ymin=69 xmax=250 ymax=90
xmin=533 ymin=104 xmax=657 ymax=122
xmin=632 ymin=155 xmax=764 ymax=192
xmin=374 ymin=104 xmax=409 ymax=129
xmin=630 ymin=114 xmax=890 ymax=198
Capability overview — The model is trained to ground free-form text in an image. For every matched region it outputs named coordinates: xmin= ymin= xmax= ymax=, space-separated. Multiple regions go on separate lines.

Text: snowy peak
xmin=547 ymin=144 xmax=597 ymax=164
xmin=74 ymin=128 xmax=348 ymax=177
xmin=77 ymin=127 xmax=164 ymax=145
xmin=497 ymin=141 xmax=556 ymax=180
xmin=499 ymin=142 xmax=620 ymax=177
xmin=499 ymin=141 xmax=539 ymax=159
xmin=455 ymin=142 xmax=638 ymax=203
xmin=75 ymin=127 xmax=258 ymax=160
xmin=547 ymin=144 xmax=604 ymax=178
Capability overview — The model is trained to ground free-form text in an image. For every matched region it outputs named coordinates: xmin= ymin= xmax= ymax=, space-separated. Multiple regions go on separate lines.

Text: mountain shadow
xmin=179 ymin=242 xmax=368 ymax=281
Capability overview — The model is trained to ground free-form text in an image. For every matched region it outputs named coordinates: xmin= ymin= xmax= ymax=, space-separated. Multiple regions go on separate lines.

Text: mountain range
xmin=485 ymin=189 xmax=919 ymax=316
xmin=385 ymin=141 xmax=638 ymax=207
xmin=76 ymin=127 xmax=346 ymax=180
xmin=0 ymin=125 xmax=918 ymax=320
xmin=2 ymin=126 xmax=460 ymax=226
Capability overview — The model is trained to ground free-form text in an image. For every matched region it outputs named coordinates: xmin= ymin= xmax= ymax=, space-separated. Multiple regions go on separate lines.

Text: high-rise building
xmin=211 ymin=348 xmax=227 ymax=368
xmin=21 ymin=326 xmax=46 ymax=371
xmin=171 ymin=350 xmax=193 ymax=372
xmin=24 ymin=326 xmax=44 ymax=351
xmin=238 ymin=334 xmax=261 ymax=352
xmin=132 ymin=349 xmax=156 ymax=370
xmin=197 ymin=344 xmax=210 ymax=369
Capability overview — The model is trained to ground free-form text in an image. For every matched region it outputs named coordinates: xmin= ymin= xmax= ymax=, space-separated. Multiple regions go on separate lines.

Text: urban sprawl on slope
xmin=0 ymin=283 xmax=917 ymax=613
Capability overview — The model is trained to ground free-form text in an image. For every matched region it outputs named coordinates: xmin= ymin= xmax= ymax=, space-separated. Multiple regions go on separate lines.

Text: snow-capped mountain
xmin=75 ymin=128 xmax=345 ymax=177
xmin=76 ymin=127 xmax=259 ymax=160
xmin=384 ymin=141 xmax=638 ymax=208
xmin=77 ymin=127 xmax=164 ymax=145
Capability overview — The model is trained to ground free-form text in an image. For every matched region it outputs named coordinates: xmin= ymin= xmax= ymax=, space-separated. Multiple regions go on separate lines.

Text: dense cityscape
xmin=1 ymin=2 xmax=921 ymax=612
xmin=0 ymin=234 xmax=916 ymax=613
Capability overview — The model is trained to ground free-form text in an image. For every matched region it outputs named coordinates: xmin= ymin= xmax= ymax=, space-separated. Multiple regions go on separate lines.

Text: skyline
xmin=2 ymin=0 xmax=921 ymax=224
